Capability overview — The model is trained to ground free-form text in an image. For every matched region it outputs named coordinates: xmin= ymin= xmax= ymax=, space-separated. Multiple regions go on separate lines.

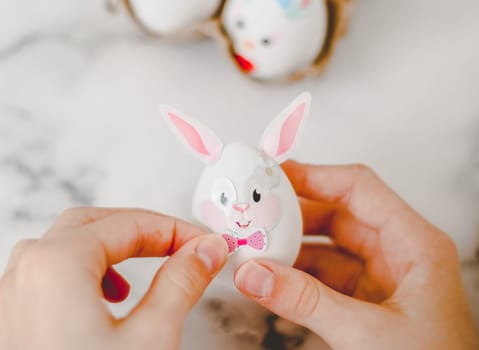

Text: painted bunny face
xmin=198 ymin=146 xmax=282 ymax=234
xmin=162 ymin=93 xmax=310 ymax=272
xmin=222 ymin=0 xmax=328 ymax=80
xmin=128 ymin=0 xmax=222 ymax=35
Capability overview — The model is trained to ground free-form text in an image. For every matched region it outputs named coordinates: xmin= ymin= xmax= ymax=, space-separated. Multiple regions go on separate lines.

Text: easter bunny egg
xmin=125 ymin=0 xmax=223 ymax=37
xmin=162 ymin=93 xmax=310 ymax=282
xmin=221 ymin=0 xmax=328 ymax=80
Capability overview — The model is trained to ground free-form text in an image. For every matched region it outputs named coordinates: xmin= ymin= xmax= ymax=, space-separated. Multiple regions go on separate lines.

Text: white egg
xmin=222 ymin=0 xmax=328 ymax=80
xmin=162 ymin=93 xmax=311 ymax=287
xmin=128 ymin=0 xmax=223 ymax=35
xmin=191 ymin=143 xmax=303 ymax=286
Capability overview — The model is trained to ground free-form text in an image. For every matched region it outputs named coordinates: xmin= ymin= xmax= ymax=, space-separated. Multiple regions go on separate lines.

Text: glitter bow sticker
xmin=222 ymin=230 xmax=267 ymax=254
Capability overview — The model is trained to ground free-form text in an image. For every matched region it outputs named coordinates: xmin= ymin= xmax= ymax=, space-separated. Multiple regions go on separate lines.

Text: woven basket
xmin=122 ymin=0 xmax=226 ymax=41
xmin=119 ymin=0 xmax=351 ymax=82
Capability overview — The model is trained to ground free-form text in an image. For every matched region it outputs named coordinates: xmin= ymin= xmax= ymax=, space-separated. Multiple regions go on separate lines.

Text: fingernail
xmin=196 ymin=235 xmax=227 ymax=274
xmin=235 ymin=261 xmax=274 ymax=298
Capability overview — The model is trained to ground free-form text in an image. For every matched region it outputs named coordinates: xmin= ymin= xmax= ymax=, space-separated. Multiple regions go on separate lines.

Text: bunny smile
xmin=236 ymin=220 xmax=252 ymax=229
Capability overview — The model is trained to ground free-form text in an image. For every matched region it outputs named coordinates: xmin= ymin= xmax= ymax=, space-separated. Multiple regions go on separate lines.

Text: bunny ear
xmin=259 ymin=92 xmax=311 ymax=164
xmin=161 ymin=105 xmax=223 ymax=164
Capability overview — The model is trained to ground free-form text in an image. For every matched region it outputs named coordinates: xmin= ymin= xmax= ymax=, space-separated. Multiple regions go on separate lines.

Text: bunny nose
xmin=243 ymin=40 xmax=255 ymax=50
xmin=233 ymin=203 xmax=250 ymax=213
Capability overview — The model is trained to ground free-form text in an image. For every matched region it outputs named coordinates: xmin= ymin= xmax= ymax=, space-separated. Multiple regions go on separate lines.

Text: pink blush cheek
xmin=249 ymin=196 xmax=281 ymax=229
xmin=233 ymin=2 xmax=242 ymax=15
xmin=273 ymin=32 xmax=283 ymax=43
xmin=201 ymin=201 xmax=229 ymax=232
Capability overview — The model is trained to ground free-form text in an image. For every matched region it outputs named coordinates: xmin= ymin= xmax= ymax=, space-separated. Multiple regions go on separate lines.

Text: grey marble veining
xmin=0 ymin=107 xmax=102 ymax=224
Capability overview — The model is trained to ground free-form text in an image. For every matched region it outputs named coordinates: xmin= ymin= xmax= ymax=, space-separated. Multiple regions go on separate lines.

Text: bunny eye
xmin=260 ymin=37 xmax=272 ymax=46
xmin=220 ymin=192 xmax=229 ymax=206
xmin=252 ymin=188 xmax=262 ymax=203
xmin=236 ymin=19 xmax=245 ymax=29
xmin=212 ymin=178 xmax=237 ymax=209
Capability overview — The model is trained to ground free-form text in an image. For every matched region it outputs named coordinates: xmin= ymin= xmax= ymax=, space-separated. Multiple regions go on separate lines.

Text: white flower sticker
xmin=255 ymin=155 xmax=281 ymax=189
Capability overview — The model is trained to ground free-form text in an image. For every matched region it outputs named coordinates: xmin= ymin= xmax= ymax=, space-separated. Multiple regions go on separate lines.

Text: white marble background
xmin=0 ymin=0 xmax=478 ymax=349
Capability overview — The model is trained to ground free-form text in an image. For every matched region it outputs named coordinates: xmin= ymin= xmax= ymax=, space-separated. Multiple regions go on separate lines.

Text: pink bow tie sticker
xmin=222 ymin=230 xmax=267 ymax=254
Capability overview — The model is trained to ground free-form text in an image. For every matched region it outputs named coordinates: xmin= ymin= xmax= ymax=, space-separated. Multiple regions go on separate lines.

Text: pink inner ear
xmin=168 ymin=112 xmax=210 ymax=156
xmin=276 ymin=102 xmax=306 ymax=158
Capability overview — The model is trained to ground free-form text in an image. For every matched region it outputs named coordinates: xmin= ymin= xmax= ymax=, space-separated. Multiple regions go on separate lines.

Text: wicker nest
xmin=119 ymin=0 xmax=351 ymax=82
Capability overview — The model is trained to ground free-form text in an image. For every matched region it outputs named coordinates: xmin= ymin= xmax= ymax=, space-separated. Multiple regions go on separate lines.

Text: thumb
xmin=128 ymin=234 xmax=228 ymax=330
xmin=234 ymin=259 xmax=391 ymax=348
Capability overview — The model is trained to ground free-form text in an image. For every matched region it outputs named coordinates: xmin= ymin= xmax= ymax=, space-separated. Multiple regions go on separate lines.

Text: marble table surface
xmin=1 ymin=0 xmax=478 ymax=348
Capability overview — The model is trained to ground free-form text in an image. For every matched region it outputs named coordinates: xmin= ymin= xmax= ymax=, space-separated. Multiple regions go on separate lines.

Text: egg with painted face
xmin=127 ymin=0 xmax=223 ymax=36
xmin=162 ymin=93 xmax=311 ymax=285
xmin=222 ymin=0 xmax=328 ymax=80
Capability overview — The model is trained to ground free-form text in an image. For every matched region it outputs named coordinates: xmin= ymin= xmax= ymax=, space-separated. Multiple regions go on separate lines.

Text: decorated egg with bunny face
xmin=221 ymin=0 xmax=328 ymax=80
xmin=126 ymin=0 xmax=223 ymax=36
xmin=162 ymin=93 xmax=310 ymax=280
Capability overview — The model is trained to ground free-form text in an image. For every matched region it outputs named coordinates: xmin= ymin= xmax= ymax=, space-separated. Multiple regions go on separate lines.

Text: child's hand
xmin=0 ymin=208 xmax=227 ymax=350
xmin=234 ymin=161 xmax=479 ymax=350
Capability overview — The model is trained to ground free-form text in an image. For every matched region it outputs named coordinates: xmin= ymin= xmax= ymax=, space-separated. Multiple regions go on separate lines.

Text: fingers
xmin=282 ymin=161 xmax=412 ymax=231
xmin=294 ymin=244 xmax=364 ymax=296
xmin=299 ymin=197 xmax=335 ymax=235
xmin=127 ymin=234 xmax=227 ymax=332
xmin=299 ymin=197 xmax=386 ymax=268
xmin=11 ymin=209 xmax=218 ymax=312
xmin=283 ymin=161 xmax=445 ymax=268
xmin=235 ymin=259 xmax=393 ymax=348
xmin=326 ymin=209 xmax=379 ymax=260
xmin=294 ymin=244 xmax=395 ymax=303
xmin=300 ymin=196 xmax=386 ymax=267
xmin=66 ymin=211 xmax=208 ymax=280
xmin=47 ymin=207 xmax=161 ymax=235
xmin=3 ymin=239 xmax=38 ymax=274
xmin=102 ymin=267 xmax=131 ymax=303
